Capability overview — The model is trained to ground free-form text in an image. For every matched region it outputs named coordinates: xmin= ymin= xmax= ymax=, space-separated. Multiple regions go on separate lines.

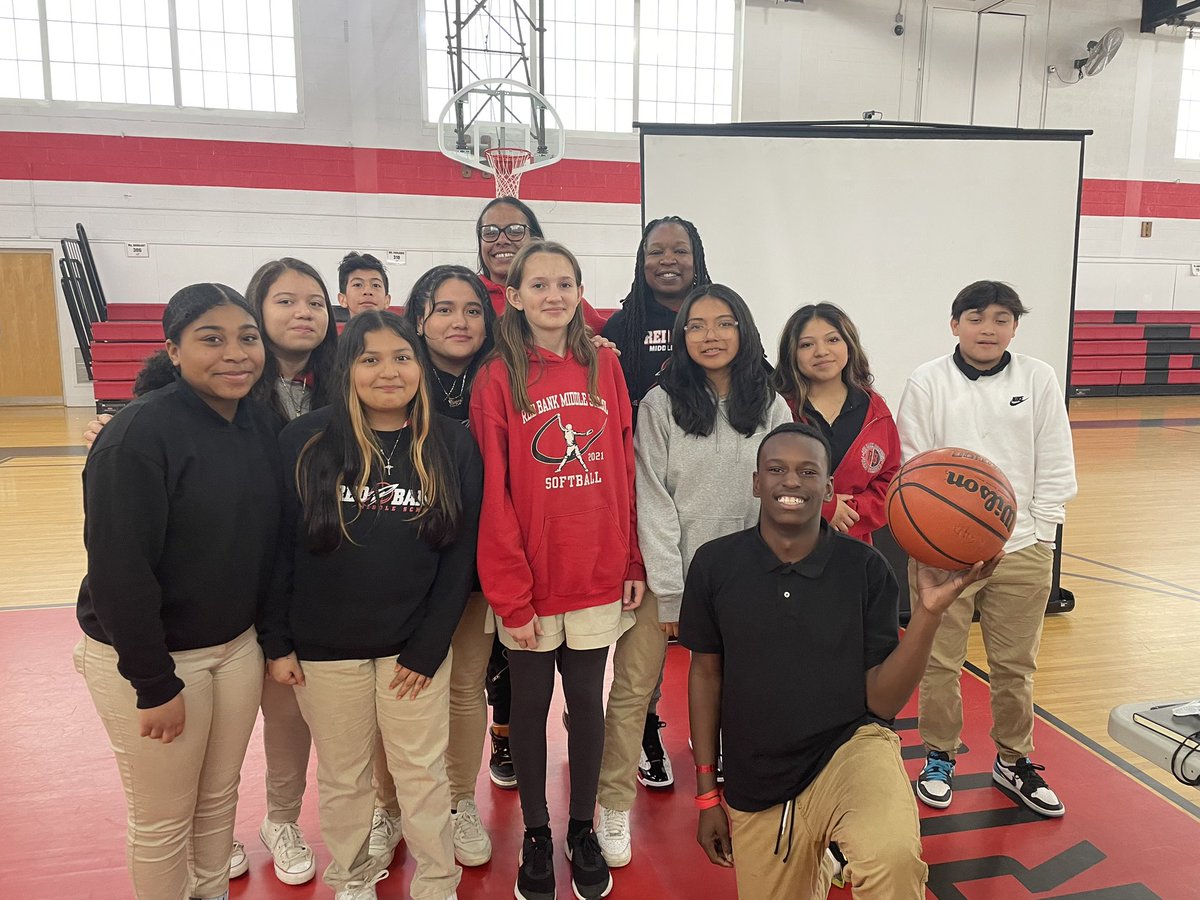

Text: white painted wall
xmin=4 ymin=0 xmax=1200 ymax=405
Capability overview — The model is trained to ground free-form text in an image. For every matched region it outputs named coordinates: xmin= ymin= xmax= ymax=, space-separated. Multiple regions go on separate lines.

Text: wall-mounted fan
xmin=1050 ymin=27 xmax=1125 ymax=84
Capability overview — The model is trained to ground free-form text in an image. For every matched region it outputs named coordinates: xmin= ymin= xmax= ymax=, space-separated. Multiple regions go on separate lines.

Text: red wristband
xmin=695 ymin=792 xmax=723 ymax=810
xmin=695 ymin=764 xmax=717 ymax=774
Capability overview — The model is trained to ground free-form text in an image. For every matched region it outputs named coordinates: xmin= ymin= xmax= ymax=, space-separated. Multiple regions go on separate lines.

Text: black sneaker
xmin=993 ymin=756 xmax=1065 ymax=817
xmin=516 ymin=833 xmax=556 ymax=900
xmin=489 ymin=727 xmax=517 ymax=789
xmin=565 ymin=826 xmax=613 ymax=900
xmin=636 ymin=714 xmax=674 ymax=789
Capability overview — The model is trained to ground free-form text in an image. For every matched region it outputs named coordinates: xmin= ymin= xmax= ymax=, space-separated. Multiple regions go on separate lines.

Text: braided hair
xmin=610 ymin=216 xmax=712 ymax=399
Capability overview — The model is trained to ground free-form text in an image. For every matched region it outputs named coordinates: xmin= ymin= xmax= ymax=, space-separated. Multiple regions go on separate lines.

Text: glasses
xmin=684 ymin=319 xmax=739 ymax=339
xmin=479 ymin=223 xmax=529 ymax=243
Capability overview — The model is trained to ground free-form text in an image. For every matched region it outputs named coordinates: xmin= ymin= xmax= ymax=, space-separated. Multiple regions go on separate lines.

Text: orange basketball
xmin=886 ymin=447 xmax=1016 ymax=569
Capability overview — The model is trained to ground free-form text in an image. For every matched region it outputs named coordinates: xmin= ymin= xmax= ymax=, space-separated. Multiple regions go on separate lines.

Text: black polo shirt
xmin=802 ymin=385 xmax=869 ymax=471
xmin=679 ymin=521 xmax=899 ymax=812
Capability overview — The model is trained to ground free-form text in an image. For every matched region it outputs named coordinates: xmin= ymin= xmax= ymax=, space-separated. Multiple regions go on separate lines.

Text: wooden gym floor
xmin=1 ymin=397 xmax=1198 ymax=897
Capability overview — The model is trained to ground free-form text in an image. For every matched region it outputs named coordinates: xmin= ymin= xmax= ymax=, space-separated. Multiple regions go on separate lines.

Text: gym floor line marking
xmin=0 ymin=602 xmax=75 ymax=613
xmin=1061 ymin=551 xmax=1200 ymax=599
xmin=962 ymin=659 xmax=1200 ymax=822
xmin=1070 ymin=417 xmax=1200 ymax=430
xmin=1060 ymin=571 xmax=1200 ymax=604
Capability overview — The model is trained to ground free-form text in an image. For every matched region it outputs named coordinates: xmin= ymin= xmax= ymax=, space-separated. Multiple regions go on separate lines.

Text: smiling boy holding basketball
xmin=896 ymin=280 xmax=1077 ymax=817
xmin=681 ymin=422 xmax=999 ymax=899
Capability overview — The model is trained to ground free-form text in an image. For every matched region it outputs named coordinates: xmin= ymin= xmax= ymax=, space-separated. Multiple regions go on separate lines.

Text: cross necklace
xmin=379 ymin=430 xmax=405 ymax=475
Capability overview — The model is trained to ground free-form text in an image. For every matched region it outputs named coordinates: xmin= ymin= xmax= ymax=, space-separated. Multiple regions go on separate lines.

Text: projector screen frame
xmin=637 ymin=120 xmax=1092 ymax=618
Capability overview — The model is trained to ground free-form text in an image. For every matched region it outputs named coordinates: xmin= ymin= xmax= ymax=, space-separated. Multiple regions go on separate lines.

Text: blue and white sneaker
xmin=993 ymin=756 xmax=1065 ymax=818
xmin=916 ymin=750 xmax=955 ymax=809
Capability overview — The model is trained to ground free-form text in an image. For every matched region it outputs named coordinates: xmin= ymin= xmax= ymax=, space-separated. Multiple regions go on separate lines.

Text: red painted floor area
xmin=2 ymin=606 xmax=1197 ymax=899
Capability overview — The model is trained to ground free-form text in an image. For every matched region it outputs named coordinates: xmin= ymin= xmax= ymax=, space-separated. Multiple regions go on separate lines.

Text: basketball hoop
xmin=485 ymin=147 xmax=534 ymax=198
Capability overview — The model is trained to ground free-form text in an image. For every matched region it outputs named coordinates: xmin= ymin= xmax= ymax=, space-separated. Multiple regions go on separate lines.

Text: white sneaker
xmin=335 ymin=869 xmax=389 ymax=900
xmin=228 ymin=839 xmax=249 ymax=878
xmin=451 ymin=798 xmax=492 ymax=866
xmin=258 ymin=818 xmax=317 ymax=885
xmin=597 ymin=805 xmax=632 ymax=867
xmin=368 ymin=807 xmax=404 ymax=869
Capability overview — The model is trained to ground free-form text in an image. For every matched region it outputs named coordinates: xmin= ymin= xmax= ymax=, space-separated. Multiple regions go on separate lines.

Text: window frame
xmin=419 ymin=0 xmax=743 ymax=139
xmin=1176 ymin=35 xmax=1200 ymax=161
xmin=0 ymin=0 xmax=303 ymax=118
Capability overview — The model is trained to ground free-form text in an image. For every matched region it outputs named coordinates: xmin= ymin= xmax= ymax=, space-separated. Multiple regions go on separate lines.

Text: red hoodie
xmin=790 ymin=389 xmax=900 ymax=544
xmin=470 ymin=346 xmax=645 ymax=628
xmin=481 ymin=274 xmax=609 ymax=334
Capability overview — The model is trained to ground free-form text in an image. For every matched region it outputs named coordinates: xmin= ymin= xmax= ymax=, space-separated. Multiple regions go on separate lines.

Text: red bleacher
xmin=1070 ymin=309 xmax=1200 ymax=397
xmin=90 ymin=303 xmax=619 ymax=411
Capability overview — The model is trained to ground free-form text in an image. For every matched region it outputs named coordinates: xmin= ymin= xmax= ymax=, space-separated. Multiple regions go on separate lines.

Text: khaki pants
xmin=597 ymin=589 xmax=668 ymax=811
xmin=374 ymin=592 xmax=492 ymax=811
xmin=916 ymin=542 xmax=1054 ymax=762
xmin=260 ymin=675 xmax=311 ymax=823
xmin=726 ymin=724 xmax=926 ymax=900
xmin=74 ymin=628 xmax=264 ymax=900
xmin=295 ymin=653 xmax=460 ymax=899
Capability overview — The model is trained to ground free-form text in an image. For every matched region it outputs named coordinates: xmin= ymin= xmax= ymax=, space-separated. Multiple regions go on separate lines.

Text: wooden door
xmin=0 ymin=251 xmax=64 ymax=404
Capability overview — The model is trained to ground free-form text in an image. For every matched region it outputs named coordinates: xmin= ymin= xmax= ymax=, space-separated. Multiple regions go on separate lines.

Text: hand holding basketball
xmin=915 ymin=552 xmax=1004 ymax=616
xmin=887 ymin=448 xmax=1016 ymax=567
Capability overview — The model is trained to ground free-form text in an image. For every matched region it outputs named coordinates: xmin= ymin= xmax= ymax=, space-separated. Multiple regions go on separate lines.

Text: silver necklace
xmin=277 ymin=376 xmax=309 ymax=419
xmin=377 ymin=430 xmax=405 ymax=475
xmin=432 ymin=368 xmax=467 ymax=408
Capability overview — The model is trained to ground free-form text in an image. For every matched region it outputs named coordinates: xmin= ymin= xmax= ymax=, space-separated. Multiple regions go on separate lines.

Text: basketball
xmin=886 ymin=447 xmax=1017 ymax=569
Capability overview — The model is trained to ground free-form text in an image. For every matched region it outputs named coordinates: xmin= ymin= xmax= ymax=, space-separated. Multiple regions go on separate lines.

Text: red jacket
xmin=791 ymin=389 xmax=900 ymax=544
xmin=481 ymin=274 xmax=609 ymax=334
xmin=470 ymin=346 xmax=645 ymax=628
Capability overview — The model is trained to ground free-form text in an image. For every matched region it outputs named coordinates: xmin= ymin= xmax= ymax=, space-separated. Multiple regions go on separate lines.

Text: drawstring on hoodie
xmin=773 ymin=797 xmax=797 ymax=864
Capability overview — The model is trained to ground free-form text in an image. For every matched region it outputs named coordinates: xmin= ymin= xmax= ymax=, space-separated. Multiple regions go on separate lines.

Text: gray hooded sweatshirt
xmin=635 ymin=385 xmax=794 ymax=623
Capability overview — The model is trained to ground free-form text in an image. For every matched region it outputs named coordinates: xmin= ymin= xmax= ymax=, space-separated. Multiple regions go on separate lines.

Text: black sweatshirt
xmin=261 ymin=408 xmax=483 ymax=677
xmin=76 ymin=380 xmax=282 ymax=709
xmin=602 ymin=297 xmax=678 ymax=410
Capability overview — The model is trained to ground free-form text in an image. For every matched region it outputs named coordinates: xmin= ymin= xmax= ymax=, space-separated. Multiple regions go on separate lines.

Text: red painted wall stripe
xmin=3 ymin=131 xmax=1200 ymax=214
xmin=0 ymin=131 xmax=639 ymax=204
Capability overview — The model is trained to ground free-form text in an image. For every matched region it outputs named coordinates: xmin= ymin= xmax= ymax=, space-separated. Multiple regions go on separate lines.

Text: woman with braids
xmin=593 ymin=216 xmax=713 ymax=863
xmin=262 ymin=311 xmax=482 ymax=900
xmin=595 ymin=283 xmax=793 ymax=869
xmin=772 ymin=302 xmax=900 ymax=544
xmin=74 ymin=284 xmax=280 ymax=900
xmin=601 ymin=215 xmax=713 ymax=415
xmin=473 ymin=196 xmax=607 ymax=332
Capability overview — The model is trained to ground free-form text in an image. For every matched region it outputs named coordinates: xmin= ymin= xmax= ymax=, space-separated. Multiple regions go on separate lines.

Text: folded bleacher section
xmin=1071 ymin=310 xmax=1200 ymax=398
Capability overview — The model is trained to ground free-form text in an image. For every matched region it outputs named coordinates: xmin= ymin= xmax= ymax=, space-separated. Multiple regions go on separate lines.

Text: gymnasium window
xmin=422 ymin=0 xmax=739 ymax=134
xmin=1179 ymin=37 xmax=1200 ymax=159
xmin=0 ymin=0 xmax=298 ymax=113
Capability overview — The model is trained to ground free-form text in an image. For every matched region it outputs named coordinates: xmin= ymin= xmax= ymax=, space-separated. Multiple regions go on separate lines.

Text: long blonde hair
xmin=297 ymin=311 xmax=461 ymax=551
xmin=492 ymin=240 xmax=600 ymax=414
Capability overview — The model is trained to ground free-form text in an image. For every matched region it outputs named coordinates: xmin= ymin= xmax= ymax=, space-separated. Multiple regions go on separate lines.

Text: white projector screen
xmin=640 ymin=125 xmax=1086 ymax=409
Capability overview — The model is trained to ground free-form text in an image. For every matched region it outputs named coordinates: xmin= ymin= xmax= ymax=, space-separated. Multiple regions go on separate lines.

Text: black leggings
xmin=508 ymin=643 xmax=609 ymax=829
xmin=485 ymin=634 xmax=511 ymax=725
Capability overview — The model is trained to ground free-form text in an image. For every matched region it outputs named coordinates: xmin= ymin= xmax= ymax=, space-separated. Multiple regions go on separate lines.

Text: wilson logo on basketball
xmin=944 ymin=471 xmax=1016 ymax=531
xmin=860 ymin=442 xmax=885 ymax=474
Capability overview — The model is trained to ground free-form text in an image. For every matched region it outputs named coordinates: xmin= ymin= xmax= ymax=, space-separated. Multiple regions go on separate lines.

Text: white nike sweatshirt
xmin=896 ymin=351 xmax=1077 ymax=553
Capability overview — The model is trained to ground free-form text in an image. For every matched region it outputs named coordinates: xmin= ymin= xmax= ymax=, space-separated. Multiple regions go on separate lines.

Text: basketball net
xmin=485 ymin=147 xmax=534 ymax=198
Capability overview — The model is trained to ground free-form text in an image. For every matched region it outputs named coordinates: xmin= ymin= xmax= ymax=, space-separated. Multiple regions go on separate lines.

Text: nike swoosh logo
xmin=1010 ymin=396 xmax=1027 ymax=406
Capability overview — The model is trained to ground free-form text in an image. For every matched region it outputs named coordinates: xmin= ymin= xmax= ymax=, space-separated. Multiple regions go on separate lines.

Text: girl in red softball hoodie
xmin=470 ymin=239 xmax=644 ymax=900
xmin=772 ymin=302 xmax=901 ymax=544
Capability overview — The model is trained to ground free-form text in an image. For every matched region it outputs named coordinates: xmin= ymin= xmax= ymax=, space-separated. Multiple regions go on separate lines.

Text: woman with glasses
xmin=474 ymin=197 xmax=607 ymax=332
xmin=619 ymin=284 xmax=791 ymax=855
